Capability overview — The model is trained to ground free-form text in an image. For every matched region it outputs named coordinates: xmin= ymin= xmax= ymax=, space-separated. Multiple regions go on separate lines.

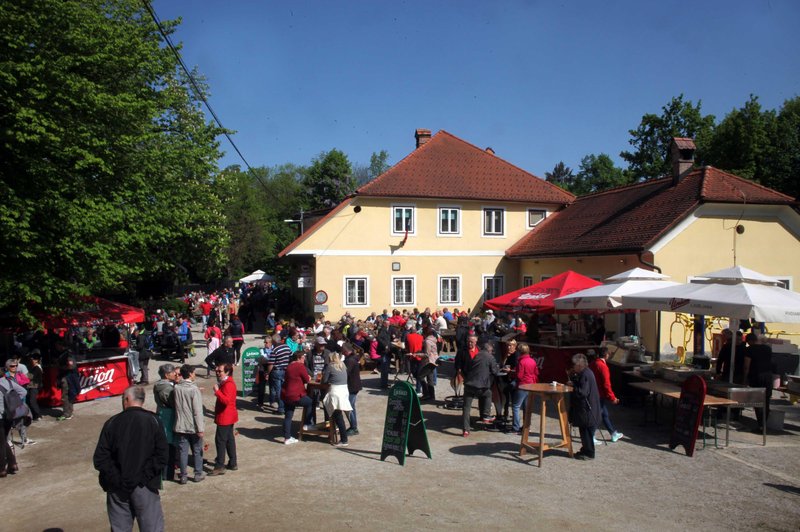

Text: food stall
xmin=39 ymin=297 xmax=144 ymax=407
xmin=484 ymin=271 xmax=603 ymax=383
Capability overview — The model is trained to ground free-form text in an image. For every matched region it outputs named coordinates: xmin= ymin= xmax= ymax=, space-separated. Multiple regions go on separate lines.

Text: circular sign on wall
xmin=314 ymin=290 xmax=328 ymax=304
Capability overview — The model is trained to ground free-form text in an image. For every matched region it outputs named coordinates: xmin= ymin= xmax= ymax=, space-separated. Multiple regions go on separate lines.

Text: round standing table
xmin=518 ymin=382 xmax=574 ymax=467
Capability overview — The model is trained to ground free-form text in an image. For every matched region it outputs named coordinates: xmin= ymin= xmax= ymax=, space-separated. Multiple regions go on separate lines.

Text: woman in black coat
xmin=568 ymin=353 xmax=602 ymax=460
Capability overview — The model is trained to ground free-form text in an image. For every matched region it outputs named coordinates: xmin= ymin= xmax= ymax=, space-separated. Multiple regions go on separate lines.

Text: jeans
xmin=214 ymin=424 xmax=237 ymax=468
xmin=256 ymin=370 xmax=267 ymax=406
xmin=348 ymin=393 xmax=358 ymax=430
xmin=379 ymin=352 xmax=390 ymax=387
xmin=462 ymin=385 xmax=492 ymax=431
xmin=233 ymin=340 xmax=244 ymax=365
xmin=177 ymin=432 xmax=203 ymax=478
xmin=269 ymin=370 xmax=286 ymax=412
xmin=598 ymin=399 xmax=617 ymax=435
xmin=283 ymin=395 xmax=313 ymax=439
xmin=511 ymin=388 xmax=528 ymax=431
xmin=332 ymin=410 xmax=348 ymax=443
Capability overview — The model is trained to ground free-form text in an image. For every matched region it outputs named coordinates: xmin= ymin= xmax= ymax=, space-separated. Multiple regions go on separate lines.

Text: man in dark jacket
xmin=93 ymin=385 xmax=168 ymax=531
xmin=343 ymin=343 xmax=362 ymax=436
xmin=461 ymin=343 xmax=500 ymax=437
xmin=205 ymin=336 xmax=235 ymax=376
xmin=744 ymin=332 xmax=773 ymax=431
xmin=568 ymin=353 xmax=602 ymax=460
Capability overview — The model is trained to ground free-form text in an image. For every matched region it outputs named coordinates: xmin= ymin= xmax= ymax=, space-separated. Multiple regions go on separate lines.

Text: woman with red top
xmin=511 ymin=344 xmax=539 ymax=433
xmin=589 ymin=348 xmax=624 ymax=442
xmin=281 ymin=352 xmax=313 ymax=445
xmin=209 ymin=363 xmax=238 ymax=475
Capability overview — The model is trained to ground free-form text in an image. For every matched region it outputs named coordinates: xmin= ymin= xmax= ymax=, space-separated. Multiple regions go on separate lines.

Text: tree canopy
xmin=302 ymin=149 xmax=356 ymax=210
xmin=0 ymin=0 xmax=227 ymax=322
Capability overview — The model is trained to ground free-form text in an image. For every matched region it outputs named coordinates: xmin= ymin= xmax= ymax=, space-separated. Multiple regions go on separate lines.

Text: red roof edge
xmin=357 ymin=129 xmax=575 ymax=203
xmin=700 ymin=166 xmax=797 ymax=204
xmin=277 ymin=197 xmax=354 ymax=258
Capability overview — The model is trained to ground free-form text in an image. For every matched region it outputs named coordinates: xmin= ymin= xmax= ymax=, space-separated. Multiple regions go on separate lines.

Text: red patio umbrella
xmin=484 ymin=271 xmax=602 ymax=313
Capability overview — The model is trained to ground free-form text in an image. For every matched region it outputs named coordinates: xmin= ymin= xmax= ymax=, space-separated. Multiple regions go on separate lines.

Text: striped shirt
xmin=269 ymin=343 xmax=292 ymax=371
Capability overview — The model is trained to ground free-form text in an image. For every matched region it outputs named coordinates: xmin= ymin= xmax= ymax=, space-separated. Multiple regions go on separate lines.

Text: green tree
xmin=572 ymin=154 xmax=627 ymax=195
xmin=544 ymin=161 xmax=575 ymax=190
xmin=621 ymin=95 xmax=716 ymax=181
xmin=763 ymin=97 xmax=800 ymax=198
xmin=703 ymin=95 xmax=776 ymax=181
xmin=303 ymin=149 xmax=355 ymax=209
xmin=0 ymin=0 xmax=227 ymax=322
xmin=369 ymin=150 xmax=390 ymax=178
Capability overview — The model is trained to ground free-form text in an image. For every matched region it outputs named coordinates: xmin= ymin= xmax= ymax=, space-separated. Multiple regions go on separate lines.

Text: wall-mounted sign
xmin=314 ymin=290 xmax=328 ymax=304
xmin=297 ymin=276 xmax=313 ymax=288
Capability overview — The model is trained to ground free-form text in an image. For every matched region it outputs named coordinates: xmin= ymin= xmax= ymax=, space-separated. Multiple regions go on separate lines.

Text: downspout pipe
xmin=638 ymin=252 xmax=662 ymax=360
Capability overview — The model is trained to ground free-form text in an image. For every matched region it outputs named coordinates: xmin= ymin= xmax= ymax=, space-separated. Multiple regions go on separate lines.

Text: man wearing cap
xmin=307 ymin=336 xmax=331 ymax=381
xmin=268 ymin=334 xmax=292 ymax=415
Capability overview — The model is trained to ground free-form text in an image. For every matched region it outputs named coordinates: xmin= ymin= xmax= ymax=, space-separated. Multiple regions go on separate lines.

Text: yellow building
xmin=278 ymin=129 xmax=573 ymax=319
xmin=281 ymin=133 xmax=800 ymax=357
xmin=507 ymin=139 xmax=800 ymax=356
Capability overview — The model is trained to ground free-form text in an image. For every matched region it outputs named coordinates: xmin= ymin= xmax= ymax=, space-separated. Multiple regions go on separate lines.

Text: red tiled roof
xmin=506 ymin=166 xmax=796 ymax=258
xmin=356 ymin=130 xmax=574 ymax=205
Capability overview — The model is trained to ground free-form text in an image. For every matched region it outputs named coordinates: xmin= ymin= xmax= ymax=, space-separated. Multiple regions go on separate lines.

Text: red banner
xmin=75 ymin=357 xmax=131 ymax=402
xmin=40 ymin=356 xmax=131 ymax=406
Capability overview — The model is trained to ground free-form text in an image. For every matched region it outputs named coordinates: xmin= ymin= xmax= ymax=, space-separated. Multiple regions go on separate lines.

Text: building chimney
xmin=671 ymin=137 xmax=696 ymax=185
xmin=415 ymin=129 xmax=431 ymax=149
xmin=485 ymin=147 xmax=495 ymax=155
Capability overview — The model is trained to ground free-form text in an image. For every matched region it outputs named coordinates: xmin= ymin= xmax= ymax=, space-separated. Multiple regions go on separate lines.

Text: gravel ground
xmin=5 ymin=330 xmax=800 ymax=531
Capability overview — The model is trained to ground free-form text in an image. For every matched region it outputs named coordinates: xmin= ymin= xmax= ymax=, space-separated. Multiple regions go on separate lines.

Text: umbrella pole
xmin=725 ymin=319 xmax=739 ymax=447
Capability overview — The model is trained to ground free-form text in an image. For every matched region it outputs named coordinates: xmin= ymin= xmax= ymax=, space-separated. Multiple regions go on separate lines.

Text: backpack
xmin=2 ymin=378 xmax=27 ymax=420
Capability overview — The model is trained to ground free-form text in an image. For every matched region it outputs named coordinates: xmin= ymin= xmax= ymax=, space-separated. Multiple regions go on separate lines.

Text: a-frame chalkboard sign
xmin=380 ymin=380 xmax=432 ymax=465
xmin=669 ymin=375 xmax=707 ymax=457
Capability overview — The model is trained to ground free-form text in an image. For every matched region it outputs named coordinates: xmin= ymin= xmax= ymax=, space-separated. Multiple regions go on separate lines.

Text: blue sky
xmin=155 ymin=0 xmax=800 ymax=177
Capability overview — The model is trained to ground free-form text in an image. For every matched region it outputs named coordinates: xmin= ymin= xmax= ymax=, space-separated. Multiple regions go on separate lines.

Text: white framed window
xmin=438 ymin=206 xmax=461 ymax=236
xmin=483 ymin=207 xmax=505 ymax=236
xmin=541 ymin=275 xmax=553 ymax=282
xmin=527 ymin=209 xmax=546 ymax=229
xmin=522 ymin=276 xmax=533 ymax=287
xmin=392 ymin=276 xmax=415 ymax=306
xmin=439 ymin=275 xmax=462 ymax=305
xmin=392 ymin=204 xmax=415 ymax=235
xmin=343 ymin=276 xmax=369 ymax=307
xmin=483 ymin=275 xmax=504 ymax=300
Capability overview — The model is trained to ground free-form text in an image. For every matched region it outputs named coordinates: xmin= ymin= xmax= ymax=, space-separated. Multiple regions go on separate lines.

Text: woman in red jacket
xmin=281 ymin=352 xmax=313 ymax=445
xmin=209 ymin=363 xmax=238 ymax=475
xmin=511 ymin=344 xmax=539 ymax=433
xmin=589 ymin=348 xmax=624 ymax=442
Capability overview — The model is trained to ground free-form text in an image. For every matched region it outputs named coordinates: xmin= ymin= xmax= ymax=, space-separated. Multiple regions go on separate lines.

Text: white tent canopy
xmin=554 ymin=267 xmax=678 ymax=311
xmin=621 ymin=266 xmax=800 ymax=324
xmin=239 ymin=269 xmax=275 ymax=283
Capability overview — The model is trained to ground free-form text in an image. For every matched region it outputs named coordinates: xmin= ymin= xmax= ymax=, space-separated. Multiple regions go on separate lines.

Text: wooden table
xmin=518 ymin=383 xmax=574 ymax=467
xmin=298 ymin=382 xmax=337 ymax=444
xmin=628 ymin=381 xmax=740 ymax=448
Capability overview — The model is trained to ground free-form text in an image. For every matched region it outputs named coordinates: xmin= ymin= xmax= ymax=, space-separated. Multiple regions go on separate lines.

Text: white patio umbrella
xmin=239 ymin=269 xmax=275 ymax=283
xmin=554 ymin=267 xmax=678 ymax=311
xmin=621 ymin=266 xmax=800 ymax=445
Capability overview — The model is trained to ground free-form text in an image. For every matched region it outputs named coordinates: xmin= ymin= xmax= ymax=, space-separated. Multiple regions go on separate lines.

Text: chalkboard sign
xmin=380 ymin=381 xmax=431 ymax=465
xmin=241 ymin=347 xmax=262 ymax=397
xmin=669 ymin=375 xmax=706 ymax=457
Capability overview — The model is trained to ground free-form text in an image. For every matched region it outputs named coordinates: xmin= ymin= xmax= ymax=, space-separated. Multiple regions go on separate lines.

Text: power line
xmin=140 ymin=0 xmax=269 ymax=190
